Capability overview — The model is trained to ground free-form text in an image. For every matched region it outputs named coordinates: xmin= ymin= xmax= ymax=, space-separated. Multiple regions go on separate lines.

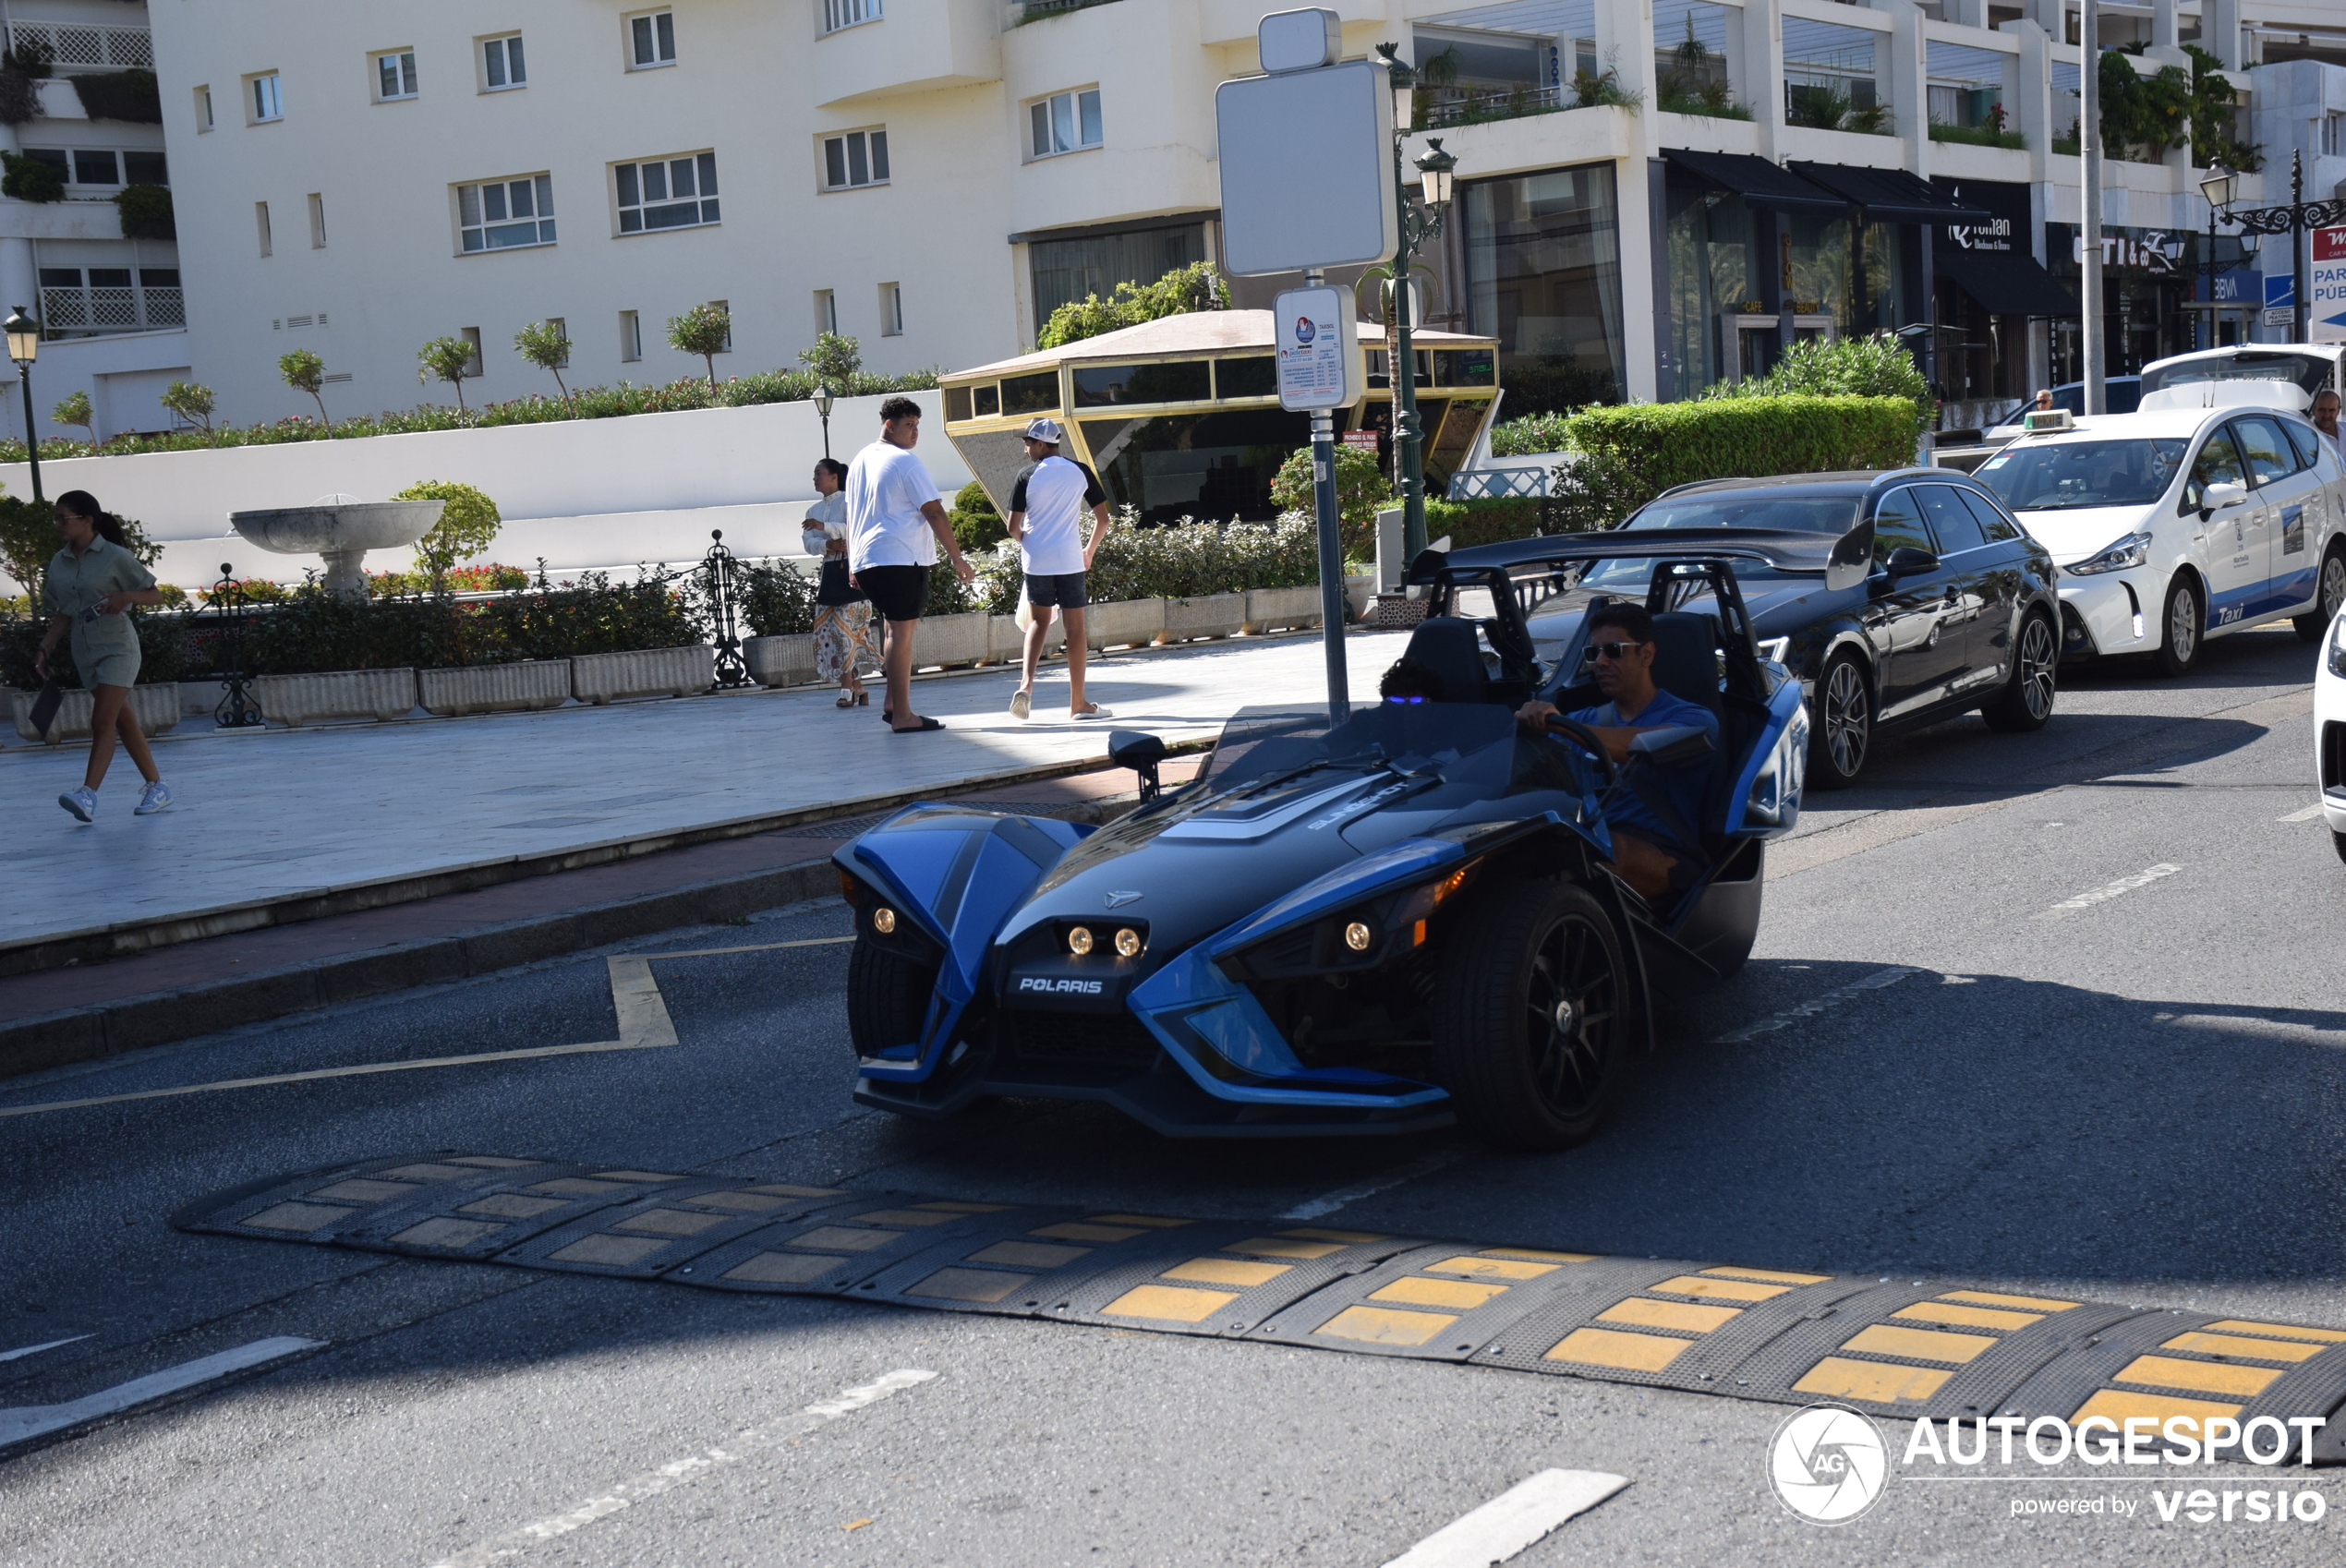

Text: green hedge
xmin=1547 ymin=395 xmax=1917 ymax=532
xmin=1421 ymin=497 xmax=1550 ymax=551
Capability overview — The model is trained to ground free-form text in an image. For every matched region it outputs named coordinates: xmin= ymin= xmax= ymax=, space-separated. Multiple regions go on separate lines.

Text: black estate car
xmin=1528 ymin=469 xmax=2062 ymax=788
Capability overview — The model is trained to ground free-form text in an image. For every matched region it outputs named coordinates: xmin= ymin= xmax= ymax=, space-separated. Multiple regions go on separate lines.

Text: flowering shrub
xmin=364 ymin=562 xmax=528 ymax=597
xmin=961 ymin=510 xmax=1324 ymax=615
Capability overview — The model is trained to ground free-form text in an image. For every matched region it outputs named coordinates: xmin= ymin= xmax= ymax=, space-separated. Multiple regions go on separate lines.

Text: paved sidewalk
xmin=2 ymin=629 xmax=1404 ymax=960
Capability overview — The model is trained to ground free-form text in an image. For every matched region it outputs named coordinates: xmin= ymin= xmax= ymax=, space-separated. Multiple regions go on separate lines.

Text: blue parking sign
xmin=2265 ymin=272 xmax=2295 ymax=309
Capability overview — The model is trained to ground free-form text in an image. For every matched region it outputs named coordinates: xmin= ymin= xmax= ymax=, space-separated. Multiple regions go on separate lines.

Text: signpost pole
xmin=2080 ymin=0 xmax=2105 ymax=416
xmin=1305 ymin=269 xmax=1350 ymax=726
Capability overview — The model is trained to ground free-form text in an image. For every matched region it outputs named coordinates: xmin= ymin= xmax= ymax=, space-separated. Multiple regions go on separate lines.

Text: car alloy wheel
xmin=1522 ymin=910 xmax=1619 ymax=1122
xmin=2296 ymin=549 xmax=2346 ymax=642
xmin=1984 ymin=612 xmax=2057 ymax=731
xmin=1808 ymin=653 xmax=1870 ymax=789
xmin=2154 ymin=575 xmax=2202 ymax=678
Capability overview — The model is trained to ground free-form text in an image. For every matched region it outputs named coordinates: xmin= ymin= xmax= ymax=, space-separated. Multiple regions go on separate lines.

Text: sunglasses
xmin=1582 ymin=640 xmax=1647 ymax=663
xmin=1384 ymin=694 xmax=1429 ymax=704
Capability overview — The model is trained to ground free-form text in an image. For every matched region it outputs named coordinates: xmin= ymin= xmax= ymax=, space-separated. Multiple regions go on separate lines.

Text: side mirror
xmin=1826 ymin=520 xmax=1874 ymax=593
xmin=1626 ymin=724 xmax=1714 ymax=767
xmin=1109 ymin=730 xmax=1167 ymax=802
xmin=1883 ymin=545 xmax=1941 ymax=580
xmin=2200 ymin=480 xmax=2248 ymax=513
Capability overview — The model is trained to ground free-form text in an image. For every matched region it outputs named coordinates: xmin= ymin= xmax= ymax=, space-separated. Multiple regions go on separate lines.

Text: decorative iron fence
xmin=40 ymin=283 xmax=184 ymax=337
xmin=1448 ymin=466 xmax=1552 ymax=501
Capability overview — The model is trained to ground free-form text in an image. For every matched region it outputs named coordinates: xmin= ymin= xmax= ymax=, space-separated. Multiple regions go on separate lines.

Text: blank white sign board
xmin=1215 ymin=59 xmax=1397 ymax=277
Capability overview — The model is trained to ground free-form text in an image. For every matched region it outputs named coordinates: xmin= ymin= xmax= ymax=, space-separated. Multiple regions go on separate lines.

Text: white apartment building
xmin=5 ymin=0 xmax=2342 ymax=443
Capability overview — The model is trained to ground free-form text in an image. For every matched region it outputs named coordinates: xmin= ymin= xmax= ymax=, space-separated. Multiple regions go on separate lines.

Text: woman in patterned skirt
xmin=802 ymin=457 xmax=878 ymax=707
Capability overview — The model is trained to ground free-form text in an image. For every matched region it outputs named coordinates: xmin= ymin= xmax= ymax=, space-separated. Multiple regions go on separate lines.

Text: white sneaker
xmin=1009 ymin=689 xmax=1032 ymax=721
xmin=58 ymin=785 xmax=96 ymax=822
xmin=1071 ymin=704 xmax=1114 ymax=721
xmin=135 ymin=779 xmax=173 ymax=815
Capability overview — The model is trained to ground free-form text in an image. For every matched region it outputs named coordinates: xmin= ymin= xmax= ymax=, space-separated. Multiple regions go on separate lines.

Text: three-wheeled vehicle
xmin=834 ymin=526 xmax=1868 ymax=1150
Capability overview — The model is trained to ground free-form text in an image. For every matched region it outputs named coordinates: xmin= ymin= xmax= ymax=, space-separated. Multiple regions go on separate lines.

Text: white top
xmin=846 ymin=440 xmax=940 ymax=571
xmin=1010 ymin=455 xmax=1102 ymax=578
xmin=802 ymin=488 xmax=846 ymax=556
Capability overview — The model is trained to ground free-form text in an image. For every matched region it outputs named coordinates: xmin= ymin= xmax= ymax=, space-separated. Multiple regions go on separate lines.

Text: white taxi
xmin=2319 ymin=607 xmax=2346 ymax=864
xmin=1969 ymin=392 xmax=2346 ymax=675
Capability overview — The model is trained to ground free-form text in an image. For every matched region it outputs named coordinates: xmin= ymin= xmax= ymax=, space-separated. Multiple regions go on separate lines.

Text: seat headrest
xmin=1397 ymin=616 xmax=1488 ymax=703
xmin=1647 ymin=611 xmax=1723 ymax=717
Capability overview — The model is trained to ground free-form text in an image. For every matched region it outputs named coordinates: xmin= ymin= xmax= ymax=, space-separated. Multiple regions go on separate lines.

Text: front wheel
xmin=1434 ymin=878 xmax=1634 ymax=1152
xmin=2152 ymin=574 xmax=2203 ymax=678
xmin=1807 ymin=652 xmax=1872 ymax=790
xmin=1981 ymin=611 xmax=2057 ymax=732
xmin=2294 ymin=548 xmax=2346 ymax=642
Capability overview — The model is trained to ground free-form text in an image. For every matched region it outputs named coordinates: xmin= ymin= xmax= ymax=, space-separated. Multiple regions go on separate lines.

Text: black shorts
xmin=1024 ymin=571 xmax=1088 ymax=609
xmin=858 ymin=563 xmax=928 ymax=622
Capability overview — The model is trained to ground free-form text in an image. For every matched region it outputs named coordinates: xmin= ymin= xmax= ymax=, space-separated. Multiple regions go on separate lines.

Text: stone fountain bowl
xmin=229 ymin=499 xmax=444 ymax=597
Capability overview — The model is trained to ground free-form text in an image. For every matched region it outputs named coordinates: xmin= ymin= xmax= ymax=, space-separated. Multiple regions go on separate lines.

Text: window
xmin=125 ymin=151 xmax=165 ymax=185
xmin=196 ymin=85 xmax=213 ymax=131
xmin=619 ymin=309 xmax=642 ymax=361
xmin=628 ymin=10 xmax=676 ymax=67
xmin=374 ymin=50 xmax=417 ymax=102
xmin=880 ymin=283 xmax=902 ymax=336
xmin=457 ymin=175 xmax=556 ymax=251
xmin=614 ymin=152 xmax=718 ymax=232
xmin=2324 ymin=113 xmax=2346 ymax=159
xmin=706 ymin=299 xmax=733 ymax=351
xmin=542 ymin=318 xmax=570 ymax=368
xmin=308 ymin=192 xmax=327 ymax=247
xmin=481 ymin=34 xmax=526 ymax=90
xmin=248 ymin=72 xmax=284 ymax=123
xmin=1027 ymin=90 xmax=1102 ymax=159
xmin=814 ymin=290 xmax=837 ymax=334
xmin=24 ymin=149 xmax=164 ymax=188
xmin=822 ymin=0 xmax=880 ymax=34
xmin=460 ymin=326 xmax=484 ymax=377
xmin=820 ymin=129 xmax=888 ymax=190
xmin=1916 ymin=484 xmax=1986 ymax=554
xmin=256 ymin=200 xmax=272 ymax=257
xmin=73 ymin=150 xmax=119 ymax=185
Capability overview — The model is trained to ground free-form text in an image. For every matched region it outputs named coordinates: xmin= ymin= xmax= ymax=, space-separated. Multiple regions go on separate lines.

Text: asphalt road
xmin=3 ymin=623 xmax=2340 ymax=1567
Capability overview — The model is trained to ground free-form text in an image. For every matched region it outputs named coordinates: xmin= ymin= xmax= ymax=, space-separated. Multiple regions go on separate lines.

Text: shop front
xmin=2044 ymin=222 xmax=2199 ymax=383
xmin=1928 ymin=177 xmax=2074 ymax=429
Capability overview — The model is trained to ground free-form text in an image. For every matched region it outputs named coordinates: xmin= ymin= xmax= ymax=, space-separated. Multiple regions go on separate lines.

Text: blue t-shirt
xmin=1566 ymin=688 xmax=1720 ymax=850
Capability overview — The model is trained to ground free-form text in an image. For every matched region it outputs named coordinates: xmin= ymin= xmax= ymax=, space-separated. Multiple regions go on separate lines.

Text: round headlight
xmin=1068 ymin=925 xmax=1094 ymax=955
xmin=873 ymin=907 xmax=896 ymax=934
xmin=1115 ymin=927 xmax=1143 ymax=958
xmin=1344 ymin=922 xmax=1373 ymax=952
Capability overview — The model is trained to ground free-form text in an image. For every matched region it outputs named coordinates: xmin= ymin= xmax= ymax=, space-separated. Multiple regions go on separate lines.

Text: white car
xmin=1969 ymin=394 xmax=2346 ymax=674
xmin=2319 ymin=608 xmax=2346 ymax=863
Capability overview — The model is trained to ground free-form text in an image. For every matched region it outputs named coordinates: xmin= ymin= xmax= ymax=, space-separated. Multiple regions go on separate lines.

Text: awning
xmin=1786 ymin=163 xmax=1991 ymax=223
xmin=1663 ymin=150 xmax=1844 ymax=213
xmin=1933 ymin=245 xmax=2078 ymax=317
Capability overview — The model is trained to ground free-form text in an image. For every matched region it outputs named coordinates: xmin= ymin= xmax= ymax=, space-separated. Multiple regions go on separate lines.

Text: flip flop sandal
xmin=890 ymin=717 xmax=946 ymax=733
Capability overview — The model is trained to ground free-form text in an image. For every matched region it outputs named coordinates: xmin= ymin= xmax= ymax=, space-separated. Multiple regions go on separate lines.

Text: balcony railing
xmin=6 ymin=21 xmax=152 ymax=72
xmin=1004 ymin=0 xmax=1119 ymax=29
xmin=41 ymin=283 xmax=182 ymax=337
xmin=1418 ymin=83 xmax=1566 ymax=130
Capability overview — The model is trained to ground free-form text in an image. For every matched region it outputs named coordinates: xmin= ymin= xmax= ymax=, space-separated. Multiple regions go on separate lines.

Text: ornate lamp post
xmin=2215 ymin=151 xmax=2346 ymax=343
xmin=5 ymin=307 xmax=42 ymax=502
xmin=813 ymin=382 xmax=835 ymax=461
xmin=2197 ymin=163 xmax=2237 ymax=350
xmin=1373 ymin=45 xmax=1462 ymax=562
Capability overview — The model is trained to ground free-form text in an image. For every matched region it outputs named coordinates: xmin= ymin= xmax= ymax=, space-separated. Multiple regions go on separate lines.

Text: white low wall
xmin=0 ymin=388 xmax=973 ymax=588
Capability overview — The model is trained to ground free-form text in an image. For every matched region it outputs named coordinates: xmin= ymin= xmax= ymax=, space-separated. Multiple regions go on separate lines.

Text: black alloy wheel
xmin=2153 ymin=574 xmax=2203 ymax=678
xmin=2294 ymin=547 xmax=2346 ymax=642
xmin=1981 ymin=612 xmax=2058 ymax=732
xmin=1434 ymin=878 xmax=1632 ymax=1152
xmin=1807 ymin=651 xmax=1872 ymax=790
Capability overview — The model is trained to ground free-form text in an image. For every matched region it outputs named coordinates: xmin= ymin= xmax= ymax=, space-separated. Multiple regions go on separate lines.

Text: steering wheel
xmin=1540 ymin=714 xmax=1619 ymax=788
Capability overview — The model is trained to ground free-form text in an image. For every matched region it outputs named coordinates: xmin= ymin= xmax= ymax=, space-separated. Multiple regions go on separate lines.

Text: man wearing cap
xmin=1005 ymin=416 xmax=1115 ymax=721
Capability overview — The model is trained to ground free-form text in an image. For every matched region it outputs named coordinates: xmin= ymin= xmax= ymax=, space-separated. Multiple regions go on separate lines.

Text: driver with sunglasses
xmin=1515 ymin=602 xmax=1719 ymax=902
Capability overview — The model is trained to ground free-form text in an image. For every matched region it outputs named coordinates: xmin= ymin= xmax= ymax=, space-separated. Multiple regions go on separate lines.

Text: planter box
xmin=570 ymin=645 xmax=715 ymax=705
xmin=248 ymin=668 xmax=417 ymax=728
xmin=910 ymin=611 xmax=989 ymax=670
xmin=11 ymin=681 xmax=180 ymax=743
xmin=418 ymin=659 xmax=573 ymax=718
xmin=1157 ymin=592 xmax=1245 ymax=644
xmin=1242 ymin=585 xmax=1324 ymax=635
xmin=987 ymin=613 xmax=1064 ymax=665
xmin=1083 ymin=597 xmax=1165 ymax=652
xmin=743 ymin=633 xmax=817 ymax=688
xmin=1345 ymin=573 xmax=1375 ymax=622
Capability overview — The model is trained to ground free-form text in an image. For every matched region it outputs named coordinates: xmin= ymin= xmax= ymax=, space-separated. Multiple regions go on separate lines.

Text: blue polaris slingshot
xmin=834 ymin=527 xmax=1865 ymax=1151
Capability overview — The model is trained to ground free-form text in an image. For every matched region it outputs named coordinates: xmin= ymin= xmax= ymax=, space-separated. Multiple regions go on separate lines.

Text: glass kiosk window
xmin=1070 ymin=360 xmax=1210 ymax=406
xmin=1001 ymin=371 xmax=1058 ymax=415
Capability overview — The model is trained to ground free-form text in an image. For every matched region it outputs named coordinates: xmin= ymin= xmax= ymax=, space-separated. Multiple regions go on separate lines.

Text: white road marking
xmin=0 ymin=1334 xmax=91 ymax=1364
xmin=2279 ymin=802 xmax=2328 ymax=822
xmin=0 ymin=1336 xmax=320 ymax=1449
xmin=0 ymin=937 xmax=853 ymax=1120
xmin=1278 ymin=1150 xmax=1464 ymax=1222
xmin=1710 ymin=966 xmax=1921 ymax=1044
xmin=421 ymin=1368 xmax=936 ymax=1568
xmin=2034 ymin=862 xmax=2183 ymax=919
xmin=1381 ymin=1469 xmax=1630 ymax=1568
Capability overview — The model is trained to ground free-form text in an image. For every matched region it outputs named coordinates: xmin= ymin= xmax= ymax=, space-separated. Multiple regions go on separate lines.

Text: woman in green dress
xmin=36 ymin=489 xmax=172 ymax=821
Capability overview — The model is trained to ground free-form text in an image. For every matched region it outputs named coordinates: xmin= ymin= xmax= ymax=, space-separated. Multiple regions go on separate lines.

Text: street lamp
xmin=813 ymin=382 xmax=834 ymax=461
xmin=1374 ymin=42 xmax=1460 ymax=564
xmin=2197 ymin=163 xmax=2236 ymax=350
xmin=2214 ymin=151 xmax=2346 ymax=342
xmin=5 ymin=306 xmax=42 ymax=502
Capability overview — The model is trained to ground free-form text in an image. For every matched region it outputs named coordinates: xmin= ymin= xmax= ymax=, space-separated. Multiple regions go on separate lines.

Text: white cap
xmin=1023 ymin=416 xmax=1064 ymax=444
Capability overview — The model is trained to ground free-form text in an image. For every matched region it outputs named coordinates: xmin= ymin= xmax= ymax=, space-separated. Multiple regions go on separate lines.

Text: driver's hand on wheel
xmin=1516 ymin=699 xmax=1559 ymax=732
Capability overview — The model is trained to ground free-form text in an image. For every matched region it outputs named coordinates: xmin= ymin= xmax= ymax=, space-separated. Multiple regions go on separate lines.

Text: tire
xmin=847 ymin=936 xmax=937 ymax=1063
xmin=1433 ymin=877 xmax=1634 ymax=1152
xmin=2334 ymin=829 xmax=2346 ymax=868
xmin=2152 ymin=573 xmax=2203 ymax=678
xmin=2294 ymin=547 xmax=2346 ymax=642
xmin=1806 ymin=651 xmax=1872 ymax=790
xmin=1981 ymin=611 xmax=2057 ymax=732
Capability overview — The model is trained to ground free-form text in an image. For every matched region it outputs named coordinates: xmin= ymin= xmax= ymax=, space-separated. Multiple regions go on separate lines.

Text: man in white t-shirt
xmin=847 ymin=395 xmax=973 ymax=734
xmin=1005 ymin=416 xmax=1115 ymax=721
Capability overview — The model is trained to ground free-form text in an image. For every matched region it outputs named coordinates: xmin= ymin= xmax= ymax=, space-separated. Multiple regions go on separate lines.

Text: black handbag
xmin=816 ymin=556 xmax=865 ymax=607
xmin=26 ymin=676 xmax=64 ymax=740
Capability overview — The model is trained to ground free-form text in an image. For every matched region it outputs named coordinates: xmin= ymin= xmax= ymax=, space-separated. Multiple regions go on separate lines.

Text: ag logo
xmin=1768 ymin=1404 xmax=1887 ymax=1525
